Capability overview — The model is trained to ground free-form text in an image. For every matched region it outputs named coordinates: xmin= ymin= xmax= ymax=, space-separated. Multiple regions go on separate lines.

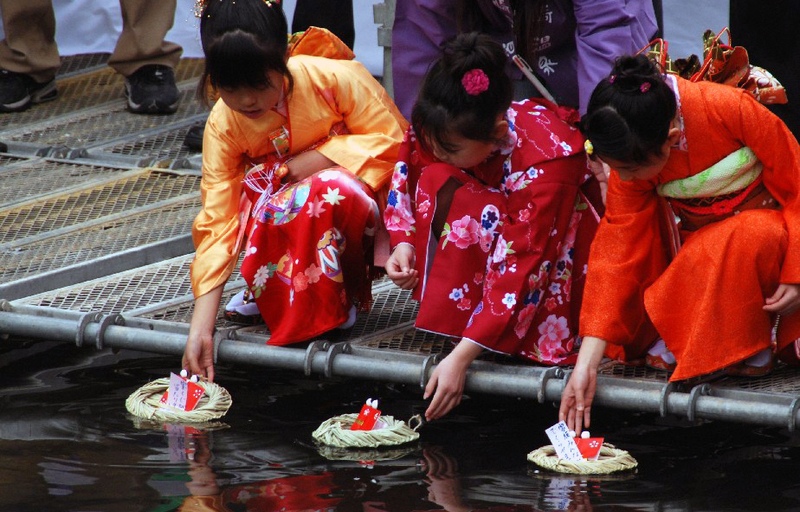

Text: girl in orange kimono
xmin=560 ymin=54 xmax=800 ymax=433
xmin=182 ymin=0 xmax=407 ymax=381
xmin=385 ymin=33 xmax=604 ymax=421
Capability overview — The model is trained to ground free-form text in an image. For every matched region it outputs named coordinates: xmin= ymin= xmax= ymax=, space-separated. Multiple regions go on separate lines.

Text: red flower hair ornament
xmin=462 ymin=69 xmax=490 ymax=96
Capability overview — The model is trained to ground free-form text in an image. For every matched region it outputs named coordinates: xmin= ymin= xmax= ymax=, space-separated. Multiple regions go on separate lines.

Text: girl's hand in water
xmin=764 ymin=283 xmax=800 ymax=316
xmin=385 ymin=244 xmax=419 ymax=289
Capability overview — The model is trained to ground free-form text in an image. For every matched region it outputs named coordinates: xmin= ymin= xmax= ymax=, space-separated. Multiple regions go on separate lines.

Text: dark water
xmin=3 ymin=338 xmax=800 ymax=512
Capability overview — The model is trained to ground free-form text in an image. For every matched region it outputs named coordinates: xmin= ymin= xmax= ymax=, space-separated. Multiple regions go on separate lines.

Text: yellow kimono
xmin=190 ymin=32 xmax=407 ymax=343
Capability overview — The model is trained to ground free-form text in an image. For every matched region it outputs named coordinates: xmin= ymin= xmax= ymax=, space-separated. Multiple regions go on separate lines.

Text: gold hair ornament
xmin=194 ymin=0 xmax=281 ymax=18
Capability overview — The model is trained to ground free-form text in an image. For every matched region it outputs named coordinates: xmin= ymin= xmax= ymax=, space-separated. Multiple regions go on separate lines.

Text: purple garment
xmin=391 ymin=0 xmax=658 ymax=117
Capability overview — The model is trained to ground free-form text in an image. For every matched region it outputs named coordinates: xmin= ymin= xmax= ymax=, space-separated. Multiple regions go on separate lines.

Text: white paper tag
xmin=165 ymin=372 xmax=189 ymax=410
xmin=545 ymin=421 xmax=584 ymax=461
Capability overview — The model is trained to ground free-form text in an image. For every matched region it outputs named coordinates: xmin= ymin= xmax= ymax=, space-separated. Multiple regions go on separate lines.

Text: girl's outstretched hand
xmin=424 ymin=340 xmax=483 ymax=421
xmin=182 ymin=287 xmax=224 ymax=382
xmin=385 ymin=244 xmax=419 ymax=289
xmin=764 ymin=283 xmax=800 ymax=316
xmin=183 ymin=330 xmax=216 ymax=383
xmin=558 ymin=336 xmax=606 ymax=433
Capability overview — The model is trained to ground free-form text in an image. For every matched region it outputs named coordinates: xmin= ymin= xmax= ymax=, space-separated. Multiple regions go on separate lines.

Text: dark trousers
xmin=292 ymin=0 xmax=355 ymax=49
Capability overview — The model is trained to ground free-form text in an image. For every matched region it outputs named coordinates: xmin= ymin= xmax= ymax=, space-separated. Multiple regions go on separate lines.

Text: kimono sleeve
xmin=190 ymin=110 xmax=247 ymax=298
xmin=312 ymin=59 xmax=408 ymax=196
xmin=385 ymin=129 xmax=418 ymax=249
xmin=578 ymin=172 xmax=671 ymax=345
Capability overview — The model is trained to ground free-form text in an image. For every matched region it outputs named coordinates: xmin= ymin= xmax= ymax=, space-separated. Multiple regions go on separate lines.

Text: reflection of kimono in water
xmin=386 ymin=99 xmax=603 ymax=365
xmin=190 ymin=29 xmax=407 ymax=345
xmin=581 ymin=77 xmax=800 ymax=381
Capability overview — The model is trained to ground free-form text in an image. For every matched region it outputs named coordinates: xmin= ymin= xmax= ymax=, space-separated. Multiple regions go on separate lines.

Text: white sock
xmin=338 ymin=305 xmax=357 ymax=329
xmin=744 ymin=348 xmax=772 ymax=368
xmin=224 ymin=290 xmax=260 ymax=316
xmin=647 ymin=338 xmax=676 ymax=364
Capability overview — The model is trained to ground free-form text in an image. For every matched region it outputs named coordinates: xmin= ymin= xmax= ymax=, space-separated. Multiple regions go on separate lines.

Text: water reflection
xmin=3 ymin=340 xmax=800 ymax=511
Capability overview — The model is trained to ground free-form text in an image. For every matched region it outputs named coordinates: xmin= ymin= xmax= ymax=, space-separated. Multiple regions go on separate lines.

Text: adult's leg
xmin=109 ymin=0 xmax=182 ymax=76
xmin=0 ymin=0 xmax=60 ymax=82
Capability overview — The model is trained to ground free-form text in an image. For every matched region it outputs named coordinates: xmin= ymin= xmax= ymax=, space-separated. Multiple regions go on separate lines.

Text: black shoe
xmin=183 ymin=121 xmax=205 ymax=152
xmin=124 ymin=64 xmax=179 ymax=114
xmin=0 ymin=70 xmax=57 ymax=113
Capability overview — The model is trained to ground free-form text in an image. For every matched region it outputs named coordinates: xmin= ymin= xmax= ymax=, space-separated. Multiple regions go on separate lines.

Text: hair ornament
xmin=194 ymin=0 xmax=281 ymax=17
xmin=462 ymin=68 xmax=490 ymax=96
xmin=584 ymin=139 xmax=594 ymax=156
xmin=609 ymin=74 xmax=616 ymax=84
xmin=640 ymin=81 xmax=651 ymax=93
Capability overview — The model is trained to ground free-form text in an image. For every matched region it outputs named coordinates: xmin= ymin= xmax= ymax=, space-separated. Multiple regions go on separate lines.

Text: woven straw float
xmin=312 ymin=413 xmax=422 ymax=449
xmin=527 ymin=443 xmax=638 ymax=475
xmin=125 ymin=377 xmax=232 ymax=423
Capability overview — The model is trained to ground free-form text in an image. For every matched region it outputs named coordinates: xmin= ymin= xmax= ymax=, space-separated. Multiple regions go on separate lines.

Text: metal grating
xmin=57 ymin=53 xmax=110 ymax=77
xmin=359 ymin=327 xmax=453 ymax=355
xmin=598 ymin=360 xmax=671 ymax=382
xmin=102 ymin=123 xmax=204 ymax=161
xmin=0 ymin=171 xmax=200 ymax=244
xmin=0 ymin=155 xmax=26 ymax=167
xmin=351 ymin=287 xmax=418 ymax=338
xmin=0 ymin=160 xmax=132 ymax=206
xmin=21 ymin=256 xmax=195 ymax=314
xmin=0 ymin=198 xmax=198 ymax=283
xmin=5 ymin=88 xmax=206 ymax=148
xmin=715 ymin=364 xmax=800 ymax=394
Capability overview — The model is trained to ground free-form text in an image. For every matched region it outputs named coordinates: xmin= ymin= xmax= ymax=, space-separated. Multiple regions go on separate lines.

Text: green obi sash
xmin=656 ymin=147 xmax=761 ymax=199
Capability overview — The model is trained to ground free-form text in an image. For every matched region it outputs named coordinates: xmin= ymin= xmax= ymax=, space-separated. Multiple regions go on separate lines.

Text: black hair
xmin=411 ymin=32 xmax=513 ymax=154
xmin=581 ymin=54 xmax=677 ymax=165
xmin=196 ymin=0 xmax=293 ymax=106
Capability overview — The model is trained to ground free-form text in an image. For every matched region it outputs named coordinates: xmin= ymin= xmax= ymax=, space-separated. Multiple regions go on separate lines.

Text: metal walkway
xmin=2 ymin=55 xmax=800 ymax=431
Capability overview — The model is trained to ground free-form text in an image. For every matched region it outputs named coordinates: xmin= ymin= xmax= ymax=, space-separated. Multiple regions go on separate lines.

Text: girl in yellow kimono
xmin=182 ymin=0 xmax=407 ymax=381
xmin=559 ymin=54 xmax=800 ymax=434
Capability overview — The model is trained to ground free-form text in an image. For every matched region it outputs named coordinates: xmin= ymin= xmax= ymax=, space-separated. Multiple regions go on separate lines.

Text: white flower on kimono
xmin=537 ymin=314 xmax=570 ymax=350
xmin=559 ymin=141 xmax=573 ymax=154
xmin=444 ymin=215 xmax=480 ymax=249
xmin=253 ymin=264 xmax=274 ymax=287
xmin=449 ymin=287 xmax=464 ymax=301
xmin=306 ymin=197 xmax=327 ymax=218
xmin=518 ymin=208 xmax=531 ymax=222
xmin=526 ymin=166 xmax=542 ymax=179
xmin=502 ymin=292 xmax=517 ymax=309
xmin=549 ymin=282 xmax=562 ymax=295
xmin=322 ymin=187 xmax=345 ymax=205
xmin=318 ymin=170 xmax=343 ymax=181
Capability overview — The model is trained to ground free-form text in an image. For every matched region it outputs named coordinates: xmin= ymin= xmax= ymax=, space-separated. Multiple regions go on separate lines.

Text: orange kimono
xmin=580 ymin=77 xmax=800 ymax=381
